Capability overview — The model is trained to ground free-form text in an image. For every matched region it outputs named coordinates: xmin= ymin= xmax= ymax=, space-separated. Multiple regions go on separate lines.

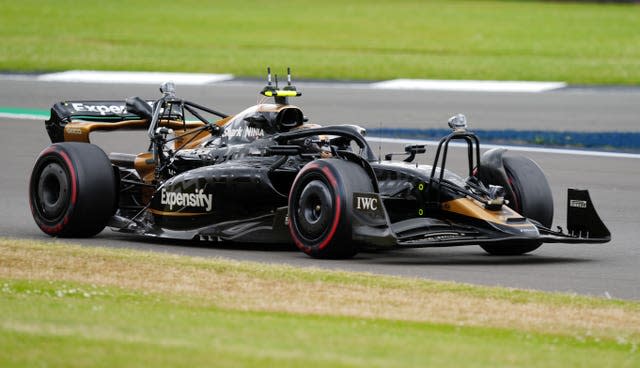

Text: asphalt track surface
xmin=1 ymin=79 xmax=639 ymax=300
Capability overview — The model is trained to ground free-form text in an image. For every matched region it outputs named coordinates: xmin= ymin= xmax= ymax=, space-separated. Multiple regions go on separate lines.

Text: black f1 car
xmin=29 ymin=68 xmax=611 ymax=258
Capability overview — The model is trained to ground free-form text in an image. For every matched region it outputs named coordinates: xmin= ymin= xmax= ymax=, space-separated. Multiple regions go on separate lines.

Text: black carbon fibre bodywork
xmin=38 ymin=83 xmax=611 ymax=255
xmin=108 ymin=124 xmax=609 ymax=249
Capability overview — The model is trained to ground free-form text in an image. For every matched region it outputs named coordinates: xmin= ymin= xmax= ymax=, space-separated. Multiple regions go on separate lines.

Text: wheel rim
xmin=295 ymin=179 xmax=333 ymax=240
xmin=36 ymin=162 xmax=70 ymax=221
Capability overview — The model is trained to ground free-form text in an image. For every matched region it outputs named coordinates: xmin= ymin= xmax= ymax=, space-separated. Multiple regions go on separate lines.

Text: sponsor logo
xmin=65 ymin=127 xmax=83 ymax=135
xmin=353 ymin=193 xmax=384 ymax=219
xmin=71 ymin=103 xmax=128 ymax=116
xmin=519 ymin=227 xmax=538 ymax=233
xmin=423 ymin=232 xmax=461 ymax=241
xmin=222 ymin=126 xmax=264 ymax=139
xmin=160 ymin=188 xmax=213 ymax=211
xmin=569 ymin=199 xmax=588 ymax=209
xmin=355 ymin=196 xmax=378 ymax=211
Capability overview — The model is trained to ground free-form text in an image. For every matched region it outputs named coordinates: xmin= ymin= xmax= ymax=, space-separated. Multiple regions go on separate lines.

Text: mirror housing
xmin=405 ymin=144 xmax=426 ymax=154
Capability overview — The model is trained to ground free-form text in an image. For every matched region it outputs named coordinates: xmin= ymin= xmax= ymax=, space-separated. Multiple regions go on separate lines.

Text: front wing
xmin=354 ymin=188 xmax=611 ymax=249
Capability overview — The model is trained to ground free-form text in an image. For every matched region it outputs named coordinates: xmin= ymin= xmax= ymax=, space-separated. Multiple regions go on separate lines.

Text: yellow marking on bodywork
xmin=263 ymin=90 xmax=299 ymax=97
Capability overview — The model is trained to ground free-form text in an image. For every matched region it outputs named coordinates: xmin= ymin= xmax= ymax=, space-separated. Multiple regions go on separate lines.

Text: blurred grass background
xmin=1 ymin=0 xmax=638 ymax=84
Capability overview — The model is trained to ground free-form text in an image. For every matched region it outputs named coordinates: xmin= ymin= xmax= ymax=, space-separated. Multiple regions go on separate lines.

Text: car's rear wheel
xmin=288 ymin=159 xmax=373 ymax=259
xmin=480 ymin=155 xmax=554 ymax=255
xmin=29 ymin=142 xmax=117 ymax=237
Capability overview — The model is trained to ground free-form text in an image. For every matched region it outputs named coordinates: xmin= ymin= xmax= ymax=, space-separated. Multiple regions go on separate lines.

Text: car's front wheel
xmin=480 ymin=154 xmax=554 ymax=255
xmin=288 ymin=159 xmax=373 ymax=259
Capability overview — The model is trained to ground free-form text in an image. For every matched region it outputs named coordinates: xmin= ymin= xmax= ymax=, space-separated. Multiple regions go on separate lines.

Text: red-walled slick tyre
xmin=29 ymin=142 xmax=116 ymax=237
xmin=288 ymin=159 xmax=373 ymax=259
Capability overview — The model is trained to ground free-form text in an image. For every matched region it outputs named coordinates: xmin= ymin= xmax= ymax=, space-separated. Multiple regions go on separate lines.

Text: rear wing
xmin=45 ymin=100 xmax=183 ymax=143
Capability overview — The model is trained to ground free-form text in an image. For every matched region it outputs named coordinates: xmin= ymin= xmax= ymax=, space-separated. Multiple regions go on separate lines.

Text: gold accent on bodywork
xmin=163 ymin=116 xmax=232 ymax=149
xmin=172 ymin=115 xmax=233 ymax=149
xmin=256 ymin=103 xmax=302 ymax=113
xmin=148 ymin=208 xmax=210 ymax=217
xmin=174 ymin=129 xmax=212 ymax=149
xmin=132 ymin=152 xmax=156 ymax=204
xmin=214 ymin=116 xmax=232 ymax=127
xmin=63 ymin=119 xmax=207 ymax=143
xmin=134 ymin=152 xmax=156 ymax=184
xmin=441 ymin=198 xmax=525 ymax=226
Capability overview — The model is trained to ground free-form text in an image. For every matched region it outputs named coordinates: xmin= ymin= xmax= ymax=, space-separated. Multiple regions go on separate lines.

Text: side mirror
xmin=405 ymin=144 xmax=426 ymax=154
xmin=402 ymin=144 xmax=426 ymax=163
xmin=383 ymin=144 xmax=426 ymax=163
xmin=125 ymin=96 xmax=153 ymax=120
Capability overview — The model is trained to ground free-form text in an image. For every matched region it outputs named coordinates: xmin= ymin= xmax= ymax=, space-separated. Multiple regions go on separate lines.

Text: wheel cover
xmin=295 ymin=179 xmax=334 ymax=241
xmin=35 ymin=161 xmax=70 ymax=221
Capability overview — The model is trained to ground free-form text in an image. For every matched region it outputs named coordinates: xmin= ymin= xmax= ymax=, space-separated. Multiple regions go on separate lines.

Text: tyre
xmin=29 ymin=142 xmax=117 ymax=237
xmin=288 ymin=159 xmax=373 ymax=259
xmin=480 ymin=155 xmax=554 ymax=255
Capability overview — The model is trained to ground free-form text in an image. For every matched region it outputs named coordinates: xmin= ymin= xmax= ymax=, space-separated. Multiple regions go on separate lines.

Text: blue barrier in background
xmin=366 ymin=128 xmax=640 ymax=152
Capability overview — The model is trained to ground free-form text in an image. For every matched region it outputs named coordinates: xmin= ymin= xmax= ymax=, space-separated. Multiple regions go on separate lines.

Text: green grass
xmin=1 ymin=279 xmax=638 ymax=368
xmin=1 ymin=239 xmax=639 ymax=367
xmin=0 ymin=0 xmax=638 ymax=84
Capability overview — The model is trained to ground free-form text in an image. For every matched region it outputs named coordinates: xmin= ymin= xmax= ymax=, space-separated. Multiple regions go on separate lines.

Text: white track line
xmin=367 ymin=136 xmax=640 ymax=159
xmin=37 ymin=70 xmax=233 ymax=85
xmin=0 ymin=112 xmax=48 ymax=120
xmin=0 ymin=71 xmax=568 ymax=93
xmin=370 ymin=79 xmax=567 ymax=93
